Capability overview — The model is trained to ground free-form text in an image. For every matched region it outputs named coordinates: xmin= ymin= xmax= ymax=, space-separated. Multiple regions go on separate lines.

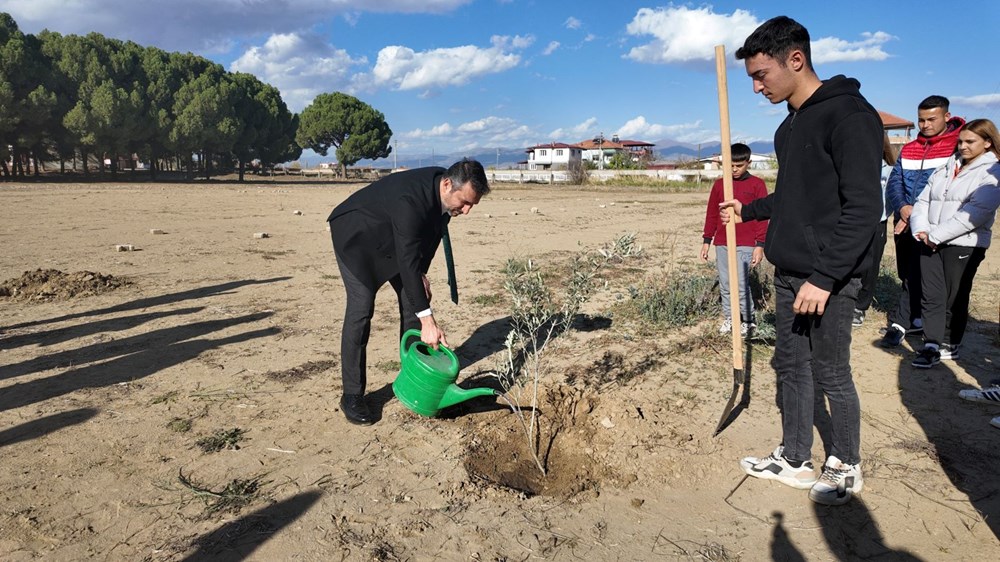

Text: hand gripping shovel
xmin=713 ymin=45 xmax=746 ymax=437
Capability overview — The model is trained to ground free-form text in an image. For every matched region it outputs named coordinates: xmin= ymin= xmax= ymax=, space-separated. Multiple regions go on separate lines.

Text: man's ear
xmin=787 ymin=50 xmax=806 ymax=72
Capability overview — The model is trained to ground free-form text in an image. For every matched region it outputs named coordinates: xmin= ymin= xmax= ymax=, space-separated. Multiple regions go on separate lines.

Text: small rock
xmin=292 ymin=210 xmax=303 ymax=215
xmin=483 ymin=213 xmax=492 ymax=218
xmin=630 ymin=498 xmax=645 ymax=508
xmin=510 ymin=211 xmax=518 ymax=216
xmin=149 ymin=229 xmax=165 ymax=235
xmin=115 ymin=244 xmax=134 ymax=252
xmin=599 ymin=205 xmax=606 ymax=209
xmin=253 ymin=232 xmax=269 ymax=239
xmin=600 ymin=417 xmax=615 ymax=429
xmin=530 ymin=207 xmax=539 ymax=214
xmin=609 ymin=201 xmax=616 ymax=206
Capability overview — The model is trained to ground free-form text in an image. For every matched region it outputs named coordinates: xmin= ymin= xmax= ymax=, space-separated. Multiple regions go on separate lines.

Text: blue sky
xmin=5 ymin=0 xmax=1000 ymax=161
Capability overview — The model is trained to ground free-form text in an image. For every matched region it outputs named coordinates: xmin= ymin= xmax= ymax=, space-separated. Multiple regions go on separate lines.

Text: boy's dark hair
xmin=734 ymin=16 xmax=813 ymax=71
xmin=731 ymin=143 xmax=752 ymax=162
xmin=918 ymin=95 xmax=949 ymax=112
xmin=446 ymin=158 xmax=490 ymax=196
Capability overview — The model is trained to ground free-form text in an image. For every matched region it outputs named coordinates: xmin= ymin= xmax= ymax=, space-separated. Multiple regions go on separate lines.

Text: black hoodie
xmin=742 ymin=75 xmax=883 ymax=292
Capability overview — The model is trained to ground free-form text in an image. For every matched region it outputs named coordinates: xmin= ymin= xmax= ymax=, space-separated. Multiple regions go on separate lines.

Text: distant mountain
xmin=356 ymin=139 xmax=774 ymax=169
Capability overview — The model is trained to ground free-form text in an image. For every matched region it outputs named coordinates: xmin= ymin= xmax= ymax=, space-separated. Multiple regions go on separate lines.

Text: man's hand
xmin=700 ymin=242 xmax=711 ymax=261
xmin=899 ymin=204 xmax=913 ymax=222
xmin=420 ymin=314 xmax=449 ymax=349
xmin=893 ymin=219 xmax=909 ymax=235
xmin=792 ymin=281 xmax=831 ymax=315
xmin=421 ymin=274 xmax=432 ymax=300
xmin=751 ymin=246 xmax=764 ymax=267
xmin=719 ymin=200 xmax=743 ymax=224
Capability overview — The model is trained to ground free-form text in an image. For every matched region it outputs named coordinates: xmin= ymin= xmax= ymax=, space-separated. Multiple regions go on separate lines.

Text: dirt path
xmin=1 ymin=180 xmax=998 ymax=561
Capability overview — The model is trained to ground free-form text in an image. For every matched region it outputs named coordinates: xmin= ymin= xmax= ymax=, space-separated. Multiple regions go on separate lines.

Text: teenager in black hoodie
xmin=720 ymin=16 xmax=883 ymax=506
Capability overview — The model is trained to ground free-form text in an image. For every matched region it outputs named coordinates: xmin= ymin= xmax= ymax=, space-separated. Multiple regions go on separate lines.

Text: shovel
xmin=712 ymin=44 xmax=746 ymax=437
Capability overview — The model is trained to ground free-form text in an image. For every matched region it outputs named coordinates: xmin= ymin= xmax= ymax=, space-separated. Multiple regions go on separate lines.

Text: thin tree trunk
xmin=238 ymin=159 xmax=245 ymax=182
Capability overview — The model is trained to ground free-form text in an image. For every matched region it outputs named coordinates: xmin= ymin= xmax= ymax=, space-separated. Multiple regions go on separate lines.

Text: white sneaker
xmin=740 ymin=445 xmax=817 ymax=489
xmin=809 ymin=455 xmax=863 ymax=505
xmin=718 ymin=318 xmax=732 ymax=334
xmin=960 ymin=385 xmax=1000 ymax=404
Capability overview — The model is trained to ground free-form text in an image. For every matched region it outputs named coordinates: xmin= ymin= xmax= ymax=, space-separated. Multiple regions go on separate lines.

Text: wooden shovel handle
xmin=715 ymin=45 xmax=743 ymax=370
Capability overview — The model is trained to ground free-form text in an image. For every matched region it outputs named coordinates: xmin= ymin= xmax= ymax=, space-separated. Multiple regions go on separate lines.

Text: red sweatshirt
xmin=703 ymin=172 xmax=769 ymax=247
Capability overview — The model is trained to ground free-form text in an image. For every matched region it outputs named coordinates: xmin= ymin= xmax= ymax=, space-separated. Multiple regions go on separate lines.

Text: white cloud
xmin=626 ymin=6 xmax=894 ymax=67
xmin=565 ymin=16 xmax=582 ymax=30
xmin=402 ymin=115 xmax=539 ymax=148
xmin=542 ymin=41 xmax=560 ymax=56
xmin=548 ymin=117 xmax=598 ymax=140
xmin=617 ymin=116 xmax=711 ymax=143
xmin=2 ymin=0 xmax=473 ymax=54
xmin=950 ymin=93 xmax=1000 ymax=108
xmin=230 ymin=32 xmax=366 ymax=111
xmin=812 ymin=31 xmax=894 ymax=63
xmin=584 ymin=34 xmax=596 ymax=43
xmin=369 ymin=36 xmax=527 ymax=91
xmin=625 ymin=6 xmax=760 ymax=64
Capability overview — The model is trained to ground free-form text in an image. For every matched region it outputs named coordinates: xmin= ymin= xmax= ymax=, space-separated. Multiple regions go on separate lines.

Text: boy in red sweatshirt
xmin=701 ymin=143 xmax=769 ymax=335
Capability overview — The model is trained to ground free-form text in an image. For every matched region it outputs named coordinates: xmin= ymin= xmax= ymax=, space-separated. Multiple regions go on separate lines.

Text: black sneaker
xmin=912 ymin=347 xmax=941 ymax=368
xmin=879 ymin=325 xmax=905 ymax=348
xmin=852 ymin=309 xmax=865 ymax=327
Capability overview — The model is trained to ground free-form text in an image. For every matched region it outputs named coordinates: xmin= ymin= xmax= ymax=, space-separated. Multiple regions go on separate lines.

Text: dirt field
xmin=1 ymin=179 xmax=998 ymax=561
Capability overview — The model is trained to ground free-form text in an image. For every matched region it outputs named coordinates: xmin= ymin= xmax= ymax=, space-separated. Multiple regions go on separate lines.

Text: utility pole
xmin=496 ymin=147 xmax=500 ymax=169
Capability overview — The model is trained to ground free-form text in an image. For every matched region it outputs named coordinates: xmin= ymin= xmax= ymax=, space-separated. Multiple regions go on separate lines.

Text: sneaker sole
xmin=809 ymin=480 xmax=864 ymax=505
xmin=912 ymin=360 xmax=940 ymax=369
xmin=740 ymin=460 xmax=817 ymax=489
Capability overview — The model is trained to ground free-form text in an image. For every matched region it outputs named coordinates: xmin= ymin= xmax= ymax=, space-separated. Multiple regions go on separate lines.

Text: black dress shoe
xmin=340 ymin=394 xmax=375 ymax=426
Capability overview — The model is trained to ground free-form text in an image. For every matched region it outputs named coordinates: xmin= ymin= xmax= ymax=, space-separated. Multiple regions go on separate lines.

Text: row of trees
xmin=0 ymin=13 xmax=393 ymax=181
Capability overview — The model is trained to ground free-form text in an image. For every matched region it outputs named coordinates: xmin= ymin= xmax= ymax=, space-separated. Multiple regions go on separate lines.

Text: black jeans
xmin=888 ymin=227 xmax=922 ymax=329
xmin=919 ymin=244 xmax=986 ymax=347
xmin=856 ymin=220 xmax=887 ymax=311
xmin=773 ymin=270 xmax=862 ymax=465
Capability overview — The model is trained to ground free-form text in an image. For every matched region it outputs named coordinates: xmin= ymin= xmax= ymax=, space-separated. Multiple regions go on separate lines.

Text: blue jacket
xmin=885 ymin=117 xmax=964 ymax=220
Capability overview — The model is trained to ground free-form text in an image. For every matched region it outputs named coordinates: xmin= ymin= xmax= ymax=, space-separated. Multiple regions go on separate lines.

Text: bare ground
xmin=1 ymin=179 xmax=998 ymax=561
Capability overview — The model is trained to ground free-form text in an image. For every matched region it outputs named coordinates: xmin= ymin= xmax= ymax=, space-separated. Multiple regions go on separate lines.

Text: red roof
xmin=878 ymin=110 xmax=914 ymax=130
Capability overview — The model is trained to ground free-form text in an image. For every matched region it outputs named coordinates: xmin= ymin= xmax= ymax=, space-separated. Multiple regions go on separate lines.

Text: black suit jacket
xmin=328 ymin=167 xmax=448 ymax=312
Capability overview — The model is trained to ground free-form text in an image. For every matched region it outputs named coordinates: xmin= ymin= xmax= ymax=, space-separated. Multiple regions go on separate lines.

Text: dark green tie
xmin=441 ymin=218 xmax=458 ymax=304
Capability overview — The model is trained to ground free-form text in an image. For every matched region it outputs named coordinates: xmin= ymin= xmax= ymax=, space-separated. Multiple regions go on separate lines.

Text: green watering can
xmin=392 ymin=329 xmax=498 ymax=417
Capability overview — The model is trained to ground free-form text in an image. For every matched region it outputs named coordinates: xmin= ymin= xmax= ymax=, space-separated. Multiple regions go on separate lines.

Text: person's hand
xmin=792 ymin=281 xmax=831 ymax=315
xmin=899 ymin=204 xmax=913 ymax=222
xmin=915 ymin=231 xmax=937 ymax=250
xmin=700 ymin=243 xmax=710 ymax=261
xmin=750 ymin=246 xmax=764 ymax=267
xmin=893 ymin=219 xmax=909 ymax=235
xmin=719 ymin=199 xmax=743 ymax=224
xmin=419 ymin=315 xmax=449 ymax=349
xmin=421 ymin=273 xmax=432 ymax=300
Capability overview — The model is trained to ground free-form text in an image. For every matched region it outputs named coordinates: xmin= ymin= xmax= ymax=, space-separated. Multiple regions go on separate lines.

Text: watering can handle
xmin=400 ymin=329 xmax=423 ymax=362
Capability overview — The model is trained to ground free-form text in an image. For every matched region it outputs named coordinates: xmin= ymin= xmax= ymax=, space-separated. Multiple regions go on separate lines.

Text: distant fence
xmin=487 ymin=168 xmax=778 ymax=184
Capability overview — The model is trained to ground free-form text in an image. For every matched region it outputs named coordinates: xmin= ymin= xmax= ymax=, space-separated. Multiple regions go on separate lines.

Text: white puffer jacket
xmin=910 ymin=151 xmax=1000 ymax=248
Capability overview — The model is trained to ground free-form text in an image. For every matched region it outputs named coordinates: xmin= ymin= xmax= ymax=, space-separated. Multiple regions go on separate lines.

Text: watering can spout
xmin=438 ymin=384 xmax=498 ymax=410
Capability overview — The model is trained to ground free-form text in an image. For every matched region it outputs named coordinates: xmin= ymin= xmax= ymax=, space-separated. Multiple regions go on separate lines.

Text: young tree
xmin=296 ymin=92 xmax=391 ymax=176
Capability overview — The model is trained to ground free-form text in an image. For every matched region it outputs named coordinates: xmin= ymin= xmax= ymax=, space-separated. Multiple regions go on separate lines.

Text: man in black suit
xmin=327 ymin=158 xmax=490 ymax=425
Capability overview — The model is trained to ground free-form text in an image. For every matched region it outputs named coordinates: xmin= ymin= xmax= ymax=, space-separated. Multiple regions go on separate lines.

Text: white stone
xmin=253 ymin=232 xmax=269 ymax=239
xmin=292 ymin=210 xmax=303 ymax=215
xmin=149 ymin=229 xmax=165 ymax=235
xmin=530 ymin=207 xmax=539 ymax=214
xmin=483 ymin=213 xmax=492 ymax=218
xmin=510 ymin=211 xmax=518 ymax=216
xmin=115 ymin=244 xmax=134 ymax=252
xmin=599 ymin=205 xmax=606 ymax=209
xmin=600 ymin=417 xmax=615 ymax=429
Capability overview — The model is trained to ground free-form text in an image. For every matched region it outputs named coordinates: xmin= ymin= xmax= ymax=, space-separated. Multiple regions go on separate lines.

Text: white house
xmin=525 ymin=142 xmax=582 ymax=171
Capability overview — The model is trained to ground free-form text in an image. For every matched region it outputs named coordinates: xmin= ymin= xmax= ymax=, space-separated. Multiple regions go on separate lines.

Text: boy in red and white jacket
xmin=701 ymin=143 xmax=769 ymax=334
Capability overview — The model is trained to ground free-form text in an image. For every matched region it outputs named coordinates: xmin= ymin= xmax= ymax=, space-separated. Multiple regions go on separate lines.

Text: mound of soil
xmin=0 ymin=269 xmax=130 ymax=301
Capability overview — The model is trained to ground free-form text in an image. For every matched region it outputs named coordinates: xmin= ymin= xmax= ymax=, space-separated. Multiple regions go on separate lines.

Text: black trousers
xmin=856 ymin=220 xmax=887 ymax=311
xmin=887 ymin=226 xmax=923 ymax=329
xmin=333 ymin=242 xmax=420 ymax=396
xmin=919 ymin=244 xmax=986 ymax=347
